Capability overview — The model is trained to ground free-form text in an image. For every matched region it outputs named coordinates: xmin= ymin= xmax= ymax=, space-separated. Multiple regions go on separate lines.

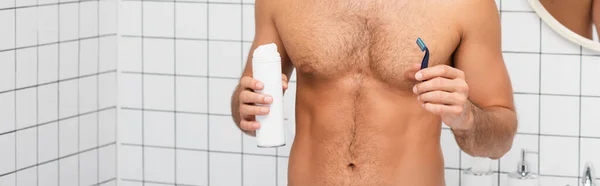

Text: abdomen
xmin=288 ymin=75 xmax=446 ymax=186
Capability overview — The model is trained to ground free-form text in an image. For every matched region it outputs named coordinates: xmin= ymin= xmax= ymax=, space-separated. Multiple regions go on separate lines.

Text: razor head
xmin=416 ymin=38 xmax=427 ymax=52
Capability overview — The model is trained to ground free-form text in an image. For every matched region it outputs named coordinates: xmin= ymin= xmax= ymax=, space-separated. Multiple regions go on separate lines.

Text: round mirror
xmin=529 ymin=0 xmax=600 ymax=51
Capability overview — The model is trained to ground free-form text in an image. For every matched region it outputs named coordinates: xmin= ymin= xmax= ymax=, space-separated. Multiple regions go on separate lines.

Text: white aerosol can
xmin=252 ymin=43 xmax=286 ymax=147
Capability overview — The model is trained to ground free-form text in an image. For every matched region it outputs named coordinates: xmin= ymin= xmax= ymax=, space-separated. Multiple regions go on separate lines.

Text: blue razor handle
xmin=416 ymin=38 xmax=429 ymax=70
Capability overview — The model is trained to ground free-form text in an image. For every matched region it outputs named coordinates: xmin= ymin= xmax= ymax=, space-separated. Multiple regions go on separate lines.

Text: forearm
xmin=452 ymin=101 xmax=517 ymax=159
xmin=594 ymin=0 xmax=600 ymax=39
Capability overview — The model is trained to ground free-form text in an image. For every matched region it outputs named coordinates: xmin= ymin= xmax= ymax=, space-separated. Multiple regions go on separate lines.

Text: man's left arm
xmin=413 ymin=0 xmax=517 ymax=159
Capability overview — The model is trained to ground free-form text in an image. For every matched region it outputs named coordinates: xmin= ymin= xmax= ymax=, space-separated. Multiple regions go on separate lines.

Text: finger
xmin=415 ymin=65 xmax=465 ymax=81
xmin=240 ymin=90 xmax=273 ymax=104
xmin=422 ymin=103 xmax=464 ymax=116
xmin=414 ymin=78 xmax=466 ymax=94
xmin=282 ymin=74 xmax=289 ymax=82
xmin=240 ymin=76 xmax=264 ymax=90
xmin=418 ymin=91 xmax=466 ymax=105
xmin=283 ymin=80 xmax=288 ymax=91
xmin=240 ymin=120 xmax=260 ymax=131
xmin=240 ymin=104 xmax=270 ymax=116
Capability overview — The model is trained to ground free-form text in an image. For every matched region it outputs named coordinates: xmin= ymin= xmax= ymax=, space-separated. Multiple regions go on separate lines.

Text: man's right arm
xmin=230 ymin=0 xmax=294 ymax=136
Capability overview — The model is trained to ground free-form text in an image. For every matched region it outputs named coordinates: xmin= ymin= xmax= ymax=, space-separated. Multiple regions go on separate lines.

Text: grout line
xmin=121 ymin=178 xmax=205 ymax=186
xmin=141 ymin=0 xmax=146 ymax=184
xmin=57 ymin=2 xmax=61 ymax=185
xmin=206 ymin=0 xmax=211 ymax=183
xmin=120 ymin=34 xmax=253 ymax=43
xmin=121 ymin=143 xmax=289 ymax=158
xmin=0 ymin=34 xmax=117 ymax=53
xmin=36 ymin=0 xmax=40 ymax=184
xmin=240 ymin=2 xmax=244 ymax=186
xmin=173 ymin=1 xmax=178 ymax=185
xmin=77 ymin=1 xmax=82 ymax=184
xmin=92 ymin=177 xmax=117 ymax=186
xmin=538 ymin=15 xmax=542 ymax=177
xmin=578 ymin=45 xmax=583 ymax=186
xmin=96 ymin=0 xmax=101 ymax=184
xmin=13 ymin=0 xmax=17 ymax=184
xmin=513 ymin=91 xmax=600 ymax=98
xmin=0 ymin=70 xmax=117 ymax=95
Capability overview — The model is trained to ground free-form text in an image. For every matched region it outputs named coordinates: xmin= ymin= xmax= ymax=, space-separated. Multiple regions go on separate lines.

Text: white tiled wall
xmin=111 ymin=0 xmax=600 ymax=186
xmin=0 ymin=0 xmax=118 ymax=185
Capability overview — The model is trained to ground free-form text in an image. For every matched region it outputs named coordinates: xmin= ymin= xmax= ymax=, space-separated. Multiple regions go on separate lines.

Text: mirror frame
xmin=528 ymin=0 xmax=600 ymax=52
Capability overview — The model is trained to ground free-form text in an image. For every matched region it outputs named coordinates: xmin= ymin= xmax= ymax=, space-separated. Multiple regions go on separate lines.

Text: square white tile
xmin=59 ymin=117 xmax=78 ymax=157
xmin=581 ymin=97 xmax=600 ymax=138
xmin=540 ymin=54 xmax=580 ymax=95
xmin=99 ymin=109 xmax=116 ymax=145
xmin=15 ymin=0 xmax=35 ymax=7
xmin=243 ymin=42 xmax=252 ymax=67
xmin=209 ymin=115 xmax=242 ymax=152
xmin=243 ymin=155 xmax=277 ymax=186
xmin=242 ymin=5 xmax=254 ymax=41
xmin=208 ymin=78 xmax=238 ymax=115
xmin=16 ymin=48 xmax=37 ymax=89
xmin=79 ymin=113 xmax=97 ymax=150
xmin=38 ymin=161 xmax=58 ymax=186
xmin=79 ymin=1 xmax=99 ymax=38
xmin=175 ymin=40 xmax=207 ymax=76
xmin=119 ymin=145 xmax=143 ymax=180
xmin=99 ymin=37 xmax=118 ymax=72
xmin=445 ymin=169 xmax=459 ymax=186
xmin=99 ymin=72 xmax=117 ymax=109
xmin=209 ymin=152 xmax=241 ymax=186
xmin=143 ymin=38 xmax=174 ymax=74
xmin=440 ymin=129 xmax=459 ymax=168
xmin=59 ymin=3 xmax=79 ymax=41
xmin=0 ymin=51 xmax=15 ymax=92
xmin=15 ymin=88 xmax=37 ymax=130
xmin=79 ymin=149 xmax=98 ymax=186
xmin=513 ymin=94 xmax=539 ymax=134
xmin=16 ymin=166 xmax=36 ymax=186
xmin=99 ymin=145 xmax=116 ymax=182
xmin=144 ymin=111 xmax=175 ymax=147
xmin=79 ymin=76 xmax=98 ymax=113
xmin=59 ymin=155 xmax=78 ymax=186
xmin=0 ymin=174 xmax=15 ymax=186
xmin=59 ymin=79 xmax=78 ymax=118
xmin=38 ymin=44 xmax=59 ymax=84
xmin=0 ymin=92 xmax=15 ymax=134
xmin=499 ymin=134 xmax=538 ymax=173
xmin=208 ymin=41 xmax=242 ymax=78
xmin=541 ymin=23 xmax=581 ymax=54
xmin=175 ymin=2 xmax=207 ymax=39
xmin=540 ymin=95 xmax=579 ymax=136
xmin=119 ymin=37 xmax=142 ymax=72
xmin=208 ymin=4 xmax=241 ymax=40
xmin=176 ymin=113 xmax=207 ymax=150
xmin=99 ymin=180 xmax=116 ymax=186
xmin=143 ymin=2 xmax=174 ymax=38
xmin=79 ymin=38 xmax=99 ymax=76
xmin=278 ymin=157 xmax=288 ymax=186
xmin=143 ymin=75 xmax=175 ymax=110
xmin=144 ymin=147 xmax=175 ymax=183
xmin=100 ymin=0 xmax=118 ymax=35
xmin=539 ymin=176 xmax=578 ymax=186
xmin=59 ymin=42 xmax=79 ymax=80
xmin=119 ymin=1 xmax=142 ymax=36
xmin=539 ymin=136 xmax=579 ymax=176
xmin=501 ymin=12 xmax=540 ymax=52
xmin=176 ymin=150 xmax=208 ymax=186
xmin=119 ymin=110 xmax=142 ymax=144
xmin=16 ymin=7 xmax=37 ymax=48
xmin=582 ymin=56 xmax=600 ymax=96
xmin=38 ymin=5 xmax=59 ymax=44
xmin=503 ymin=53 xmax=539 ymax=94
xmin=176 ymin=76 xmax=207 ymax=113
xmin=580 ymin=138 xmax=600 ymax=175
xmin=38 ymin=0 xmax=58 ymax=5
xmin=38 ymin=122 xmax=58 ymax=163
xmin=501 ymin=0 xmax=532 ymax=11
xmin=0 ymin=10 xmax=15 ymax=51
xmin=243 ymin=132 xmax=276 ymax=155
xmin=0 ymin=133 xmax=15 ymax=175
xmin=0 ymin=0 xmax=14 ymax=11
xmin=119 ymin=73 xmax=142 ymax=108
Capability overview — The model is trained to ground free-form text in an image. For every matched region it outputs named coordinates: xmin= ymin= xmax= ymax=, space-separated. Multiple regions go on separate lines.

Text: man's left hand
xmin=412 ymin=64 xmax=474 ymax=130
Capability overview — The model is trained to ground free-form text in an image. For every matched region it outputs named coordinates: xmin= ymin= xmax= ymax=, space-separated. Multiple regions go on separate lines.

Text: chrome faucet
xmin=583 ymin=162 xmax=596 ymax=186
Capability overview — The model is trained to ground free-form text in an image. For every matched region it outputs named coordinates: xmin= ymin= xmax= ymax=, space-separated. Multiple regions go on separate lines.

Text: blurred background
xmin=0 ymin=0 xmax=599 ymax=186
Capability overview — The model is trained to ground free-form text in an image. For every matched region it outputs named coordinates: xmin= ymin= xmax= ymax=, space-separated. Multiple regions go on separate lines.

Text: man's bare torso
xmin=274 ymin=0 xmax=462 ymax=185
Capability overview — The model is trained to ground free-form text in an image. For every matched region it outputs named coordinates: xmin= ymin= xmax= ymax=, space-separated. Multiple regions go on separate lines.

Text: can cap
xmin=253 ymin=43 xmax=280 ymax=62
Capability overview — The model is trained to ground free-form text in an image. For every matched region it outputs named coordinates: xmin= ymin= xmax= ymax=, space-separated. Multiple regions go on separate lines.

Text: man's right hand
xmin=237 ymin=74 xmax=289 ymax=135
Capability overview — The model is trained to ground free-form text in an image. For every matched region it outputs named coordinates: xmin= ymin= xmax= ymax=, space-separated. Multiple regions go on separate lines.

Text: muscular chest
xmin=276 ymin=0 xmax=461 ymax=85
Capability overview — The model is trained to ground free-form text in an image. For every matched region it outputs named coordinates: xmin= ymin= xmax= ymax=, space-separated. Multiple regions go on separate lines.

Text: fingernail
xmin=256 ymin=82 xmax=264 ymax=89
xmin=264 ymin=96 xmax=273 ymax=103
xmin=415 ymin=72 xmax=423 ymax=80
xmin=413 ymin=86 xmax=418 ymax=94
xmin=260 ymin=107 xmax=269 ymax=113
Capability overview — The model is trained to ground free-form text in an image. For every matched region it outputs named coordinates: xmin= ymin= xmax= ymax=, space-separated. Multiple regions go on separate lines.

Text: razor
xmin=416 ymin=38 xmax=429 ymax=70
